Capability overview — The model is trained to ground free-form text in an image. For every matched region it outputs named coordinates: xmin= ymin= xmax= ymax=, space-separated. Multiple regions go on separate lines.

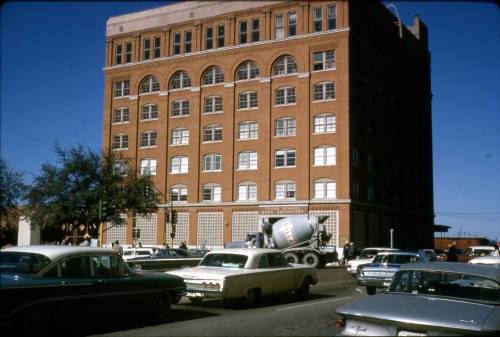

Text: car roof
xmin=362 ymin=247 xmax=399 ymax=251
xmin=467 ymin=246 xmax=495 ymax=250
xmin=207 ymin=248 xmax=281 ymax=257
xmin=1 ymin=245 xmax=117 ymax=261
xmin=398 ymin=262 xmax=500 ymax=281
xmin=376 ymin=251 xmax=419 ymax=256
xmin=469 ymin=256 xmax=500 ymax=262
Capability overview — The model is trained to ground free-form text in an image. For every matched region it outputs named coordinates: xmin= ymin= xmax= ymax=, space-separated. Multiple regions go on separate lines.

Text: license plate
xmin=397 ymin=331 xmax=427 ymax=336
xmin=186 ymin=292 xmax=204 ymax=297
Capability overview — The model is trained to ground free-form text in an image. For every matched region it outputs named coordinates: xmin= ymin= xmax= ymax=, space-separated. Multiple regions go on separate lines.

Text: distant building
xmin=435 ymin=237 xmax=492 ymax=252
xmin=101 ymin=1 xmax=434 ymax=250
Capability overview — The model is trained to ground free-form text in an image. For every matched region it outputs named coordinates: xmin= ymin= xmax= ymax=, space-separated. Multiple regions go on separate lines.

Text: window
xmin=60 ymin=257 xmax=90 ymax=278
xmin=204 ymin=96 xmax=223 ymax=113
xmin=313 ymin=50 xmax=335 ymax=71
xmin=143 ymin=38 xmax=151 ymax=60
xmin=170 ymin=71 xmax=191 ymax=89
xmin=239 ymin=20 xmax=247 ymax=44
xmin=202 ymin=66 xmax=224 ymax=85
xmin=288 ymin=12 xmax=297 ymax=36
xmin=206 ymin=26 xmax=213 ymax=50
xmin=171 ymin=128 xmax=189 ymax=145
xmin=238 ymin=183 xmax=257 ymax=201
xmin=314 ymin=179 xmax=336 ymax=199
xmin=203 ymin=153 xmax=222 ymax=172
xmin=352 ymin=147 xmax=360 ymax=168
xmin=313 ymin=82 xmax=335 ymax=100
xmin=237 ymin=61 xmax=260 ymax=81
xmin=173 ymin=32 xmax=181 ymax=55
xmin=275 ymin=14 xmax=284 ymax=39
xmin=115 ymin=44 xmax=122 ymax=64
xmin=170 ymin=185 xmax=188 ymax=202
xmin=171 ymin=100 xmax=189 ymax=117
xmin=368 ymin=184 xmax=375 ymax=202
xmin=184 ymin=31 xmax=192 ymax=53
xmin=252 ymin=19 xmax=260 ymax=42
xmin=367 ymin=153 xmax=374 ymax=172
xmin=275 ymin=181 xmax=295 ymax=200
xmin=141 ymin=104 xmax=158 ymax=120
xmin=171 ymin=156 xmax=188 ymax=174
xmin=113 ymin=159 xmax=128 ymax=176
xmin=112 ymin=134 xmax=128 ymax=150
xmin=217 ymin=24 xmax=225 ymax=48
xmin=140 ymin=158 xmax=157 ymax=176
xmin=202 ymin=184 xmax=221 ymax=202
xmin=140 ymin=131 xmax=157 ymax=148
xmin=113 ymin=107 xmax=129 ymax=124
xmin=238 ymin=121 xmax=258 ymax=140
xmin=275 ymin=149 xmax=295 ymax=167
xmin=275 ymin=117 xmax=296 ymax=137
xmin=352 ymin=181 xmax=360 ymax=200
xmin=314 ymin=146 xmax=336 ymax=166
xmin=239 ymin=91 xmax=258 ymax=109
xmin=238 ymin=151 xmax=257 ymax=170
xmin=154 ymin=36 xmax=161 ymax=58
xmin=272 ymin=56 xmax=297 ymax=76
xmin=328 ymin=4 xmax=337 ymax=30
xmin=313 ymin=7 xmax=322 ymax=32
xmin=140 ymin=76 xmax=160 ymax=94
xmin=114 ymin=80 xmax=130 ymax=97
xmin=275 ymin=87 xmax=296 ymax=105
xmin=125 ymin=42 xmax=132 ymax=63
xmin=203 ymin=125 xmax=222 ymax=142
xmin=314 ymin=114 xmax=336 ymax=133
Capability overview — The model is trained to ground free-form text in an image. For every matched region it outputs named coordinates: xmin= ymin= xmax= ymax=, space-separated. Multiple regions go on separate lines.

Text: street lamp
xmin=390 ymin=228 xmax=394 ymax=248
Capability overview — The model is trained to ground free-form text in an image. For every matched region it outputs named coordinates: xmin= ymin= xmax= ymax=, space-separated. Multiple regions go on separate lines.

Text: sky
xmin=1 ymin=1 xmax=499 ymax=240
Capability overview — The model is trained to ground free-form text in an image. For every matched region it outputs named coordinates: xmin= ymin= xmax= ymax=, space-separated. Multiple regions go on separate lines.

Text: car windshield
xmin=200 ymin=254 xmax=248 ymax=268
xmin=360 ymin=250 xmax=384 ymax=259
xmin=389 ymin=270 xmax=500 ymax=304
xmin=0 ymin=252 xmax=52 ymax=275
xmin=373 ymin=254 xmax=418 ymax=264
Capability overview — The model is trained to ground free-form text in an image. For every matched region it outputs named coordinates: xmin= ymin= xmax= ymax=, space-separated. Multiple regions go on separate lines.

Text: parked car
xmin=335 ymin=262 xmax=500 ymax=336
xmin=167 ymin=248 xmax=318 ymax=306
xmin=122 ymin=247 xmax=158 ymax=261
xmin=419 ymin=248 xmax=437 ymax=261
xmin=1 ymin=245 xmax=185 ymax=335
xmin=346 ymin=247 xmax=399 ymax=275
xmin=127 ymin=248 xmax=203 ymax=271
xmin=357 ymin=251 xmax=428 ymax=295
xmin=468 ymin=255 xmax=500 ymax=267
xmin=458 ymin=246 xmax=496 ymax=263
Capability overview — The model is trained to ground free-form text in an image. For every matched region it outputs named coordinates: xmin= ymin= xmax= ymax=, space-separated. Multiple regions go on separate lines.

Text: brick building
xmin=102 ymin=1 xmax=434 ymax=250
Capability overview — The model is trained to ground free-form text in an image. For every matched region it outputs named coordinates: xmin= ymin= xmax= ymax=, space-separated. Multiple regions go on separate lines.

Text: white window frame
xmin=275 ymin=87 xmax=296 ymax=106
xmin=314 ymin=179 xmax=336 ymax=199
xmin=140 ymin=158 xmax=157 ymax=176
xmin=140 ymin=131 xmax=158 ymax=148
xmin=272 ymin=56 xmax=297 ymax=76
xmin=313 ymin=50 xmax=335 ymax=71
xmin=238 ymin=151 xmax=258 ymax=170
xmin=112 ymin=159 xmax=128 ymax=176
xmin=203 ymin=125 xmax=223 ymax=143
xmin=275 ymin=117 xmax=296 ymax=137
xmin=170 ymin=185 xmax=188 ymax=202
xmin=275 ymin=181 xmax=296 ymax=200
xmin=313 ymin=7 xmax=323 ymax=32
xmin=275 ymin=14 xmax=284 ymax=39
xmin=237 ymin=182 xmax=257 ymax=201
xmin=313 ymin=82 xmax=335 ymax=101
xmin=202 ymin=184 xmax=221 ymax=202
xmin=238 ymin=91 xmax=258 ymax=110
xmin=140 ymin=76 xmax=160 ymax=94
xmin=275 ymin=149 xmax=296 ymax=168
xmin=113 ymin=107 xmax=129 ymax=124
xmin=288 ymin=11 xmax=297 ymax=37
xmin=171 ymin=128 xmax=189 ymax=145
xmin=170 ymin=71 xmax=191 ymax=89
xmin=202 ymin=66 xmax=224 ymax=86
xmin=203 ymin=153 xmax=222 ymax=172
xmin=238 ymin=121 xmax=258 ymax=140
xmin=313 ymin=114 xmax=336 ymax=133
xmin=236 ymin=62 xmax=260 ymax=81
xmin=327 ymin=4 xmax=337 ymax=30
xmin=171 ymin=100 xmax=189 ymax=117
xmin=314 ymin=146 xmax=336 ymax=166
xmin=114 ymin=80 xmax=130 ymax=97
xmin=112 ymin=134 xmax=128 ymax=150
xmin=171 ymin=156 xmax=188 ymax=174
xmin=204 ymin=96 xmax=223 ymax=114
xmin=141 ymin=104 xmax=158 ymax=121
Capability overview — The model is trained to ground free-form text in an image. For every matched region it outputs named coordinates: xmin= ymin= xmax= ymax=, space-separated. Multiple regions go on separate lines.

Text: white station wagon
xmin=167 ymin=248 xmax=318 ymax=305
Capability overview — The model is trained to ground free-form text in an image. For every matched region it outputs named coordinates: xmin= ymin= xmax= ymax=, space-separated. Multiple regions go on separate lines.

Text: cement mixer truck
xmin=225 ymin=215 xmax=338 ymax=268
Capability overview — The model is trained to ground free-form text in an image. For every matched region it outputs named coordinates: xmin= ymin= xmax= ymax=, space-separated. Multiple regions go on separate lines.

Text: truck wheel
xmin=366 ymin=286 xmax=377 ymax=295
xmin=302 ymin=252 xmax=320 ymax=268
xmin=285 ymin=252 xmax=300 ymax=264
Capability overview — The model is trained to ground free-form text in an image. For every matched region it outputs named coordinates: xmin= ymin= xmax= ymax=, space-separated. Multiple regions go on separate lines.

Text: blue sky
xmin=1 ymin=1 xmax=499 ymax=240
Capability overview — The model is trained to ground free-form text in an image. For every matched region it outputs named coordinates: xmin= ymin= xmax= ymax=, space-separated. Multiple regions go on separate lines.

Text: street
xmin=86 ymin=267 xmax=364 ymax=337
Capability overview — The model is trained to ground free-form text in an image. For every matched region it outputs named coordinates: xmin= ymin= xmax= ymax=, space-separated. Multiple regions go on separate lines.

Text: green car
xmin=1 ymin=245 xmax=185 ymax=335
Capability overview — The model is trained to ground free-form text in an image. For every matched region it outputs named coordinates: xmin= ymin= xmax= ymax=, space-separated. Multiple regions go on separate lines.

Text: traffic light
xmin=171 ymin=210 xmax=178 ymax=225
xmin=98 ymin=199 xmax=108 ymax=222
xmin=165 ymin=211 xmax=170 ymax=223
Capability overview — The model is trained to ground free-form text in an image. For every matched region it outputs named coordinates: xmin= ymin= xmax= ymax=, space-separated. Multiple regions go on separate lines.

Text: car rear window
xmin=200 ymin=254 xmax=248 ymax=268
xmin=0 ymin=252 xmax=51 ymax=275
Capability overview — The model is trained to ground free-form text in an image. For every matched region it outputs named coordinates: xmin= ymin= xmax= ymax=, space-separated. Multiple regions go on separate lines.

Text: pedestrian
xmin=113 ymin=240 xmax=123 ymax=256
xmin=446 ymin=241 xmax=458 ymax=262
xmin=80 ymin=234 xmax=91 ymax=247
xmin=179 ymin=241 xmax=188 ymax=252
xmin=342 ymin=241 xmax=350 ymax=265
xmin=493 ymin=242 xmax=500 ymax=256
xmin=347 ymin=242 xmax=356 ymax=260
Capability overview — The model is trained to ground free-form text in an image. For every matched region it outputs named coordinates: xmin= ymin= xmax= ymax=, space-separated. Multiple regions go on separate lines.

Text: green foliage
xmin=24 ymin=145 xmax=160 ymax=236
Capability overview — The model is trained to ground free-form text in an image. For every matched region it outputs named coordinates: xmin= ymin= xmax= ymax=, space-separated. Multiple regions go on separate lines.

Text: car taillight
xmin=335 ymin=318 xmax=345 ymax=328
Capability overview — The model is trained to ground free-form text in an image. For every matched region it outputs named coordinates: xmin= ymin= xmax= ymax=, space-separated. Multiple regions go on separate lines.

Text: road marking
xmin=276 ymin=296 xmax=352 ymax=311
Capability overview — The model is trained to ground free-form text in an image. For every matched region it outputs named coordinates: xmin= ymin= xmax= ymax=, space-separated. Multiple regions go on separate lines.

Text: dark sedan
xmin=1 ymin=245 xmax=185 ymax=336
xmin=126 ymin=248 xmax=204 ymax=272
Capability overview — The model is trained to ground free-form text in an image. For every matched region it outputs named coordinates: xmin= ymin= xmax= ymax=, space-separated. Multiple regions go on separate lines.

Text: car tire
xmin=152 ymin=291 xmax=171 ymax=321
xmin=366 ymin=286 xmax=377 ymax=295
xmin=285 ymin=252 xmax=300 ymax=264
xmin=19 ymin=304 xmax=52 ymax=336
xmin=244 ymin=288 xmax=260 ymax=306
xmin=295 ymin=277 xmax=311 ymax=299
xmin=302 ymin=252 xmax=320 ymax=268
xmin=189 ymin=297 xmax=203 ymax=304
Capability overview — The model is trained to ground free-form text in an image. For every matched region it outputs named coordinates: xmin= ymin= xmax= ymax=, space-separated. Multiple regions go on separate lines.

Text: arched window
xmin=275 ymin=180 xmax=295 ymax=200
xmin=140 ymin=158 xmax=157 ymax=176
xmin=202 ymin=183 xmax=221 ymax=202
xmin=203 ymin=153 xmax=222 ymax=172
xmin=238 ymin=121 xmax=258 ymax=140
xmin=236 ymin=61 xmax=260 ymax=81
xmin=170 ymin=71 xmax=191 ymax=89
xmin=238 ymin=151 xmax=257 ymax=170
xmin=170 ymin=185 xmax=188 ymax=202
xmin=272 ymin=56 xmax=297 ymax=76
xmin=171 ymin=128 xmax=189 ymax=145
xmin=140 ymin=76 xmax=160 ymax=94
xmin=202 ymin=66 xmax=224 ymax=85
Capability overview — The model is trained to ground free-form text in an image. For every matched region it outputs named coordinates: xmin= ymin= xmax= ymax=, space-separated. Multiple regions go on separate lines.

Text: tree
xmin=0 ymin=160 xmax=27 ymax=246
xmin=25 ymin=145 xmax=159 ymax=242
